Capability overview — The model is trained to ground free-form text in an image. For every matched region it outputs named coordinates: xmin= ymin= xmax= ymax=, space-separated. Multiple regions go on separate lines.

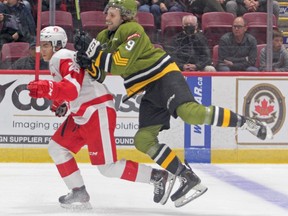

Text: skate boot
xmin=241 ymin=117 xmax=273 ymax=140
xmin=150 ymin=169 xmax=176 ymax=205
xmin=170 ymin=161 xmax=208 ymax=208
xmin=59 ymin=185 xmax=92 ymax=210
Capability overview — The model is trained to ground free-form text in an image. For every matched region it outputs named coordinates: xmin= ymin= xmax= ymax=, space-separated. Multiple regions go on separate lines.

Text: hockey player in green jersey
xmin=74 ymin=0 xmax=273 ymax=207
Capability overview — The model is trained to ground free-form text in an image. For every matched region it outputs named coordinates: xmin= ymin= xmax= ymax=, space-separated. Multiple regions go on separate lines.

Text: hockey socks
xmin=150 ymin=143 xmax=183 ymax=175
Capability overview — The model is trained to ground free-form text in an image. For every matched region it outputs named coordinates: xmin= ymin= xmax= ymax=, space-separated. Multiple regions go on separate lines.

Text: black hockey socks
xmin=210 ymin=106 xmax=245 ymax=127
xmin=150 ymin=144 xmax=184 ymax=175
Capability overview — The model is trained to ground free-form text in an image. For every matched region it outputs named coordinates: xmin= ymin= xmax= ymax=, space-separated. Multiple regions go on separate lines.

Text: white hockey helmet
xmin=40 ymin=26 xmax=68 ymax=49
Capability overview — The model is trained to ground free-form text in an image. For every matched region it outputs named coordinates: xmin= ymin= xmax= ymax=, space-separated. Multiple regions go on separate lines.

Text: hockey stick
xmin=75 ymin=0 xmax=80 ymax=21
xmin=34 ymin=0 xmax=42 ymax=81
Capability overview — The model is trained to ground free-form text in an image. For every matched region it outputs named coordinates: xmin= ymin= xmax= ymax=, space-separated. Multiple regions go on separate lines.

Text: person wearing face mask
xmin=166 ymin=15 xmax=216 ymax=71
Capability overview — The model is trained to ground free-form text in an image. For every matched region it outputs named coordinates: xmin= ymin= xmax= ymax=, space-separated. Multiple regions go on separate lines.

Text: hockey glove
xmin=73 ymin=31 xmax=93 ymax=53
xmin=74 ymin=31 xmax=106 ymax=82
xmin=75 ymin=51 xmax=93 ymax=68
xmin=86 ymin=65 xmax=106 ymax=83
xmin=74 ymin=31 xmax=101 ymax=67
xmin=74 ymin=52 xmax=104 ymax=82
xmin=27 ymin=80 xmax=59 ymax=99
xmin=74 ymin=30 xmax=101 ymax=59
xmin=50 ymin=100 xmax=68 ymax=117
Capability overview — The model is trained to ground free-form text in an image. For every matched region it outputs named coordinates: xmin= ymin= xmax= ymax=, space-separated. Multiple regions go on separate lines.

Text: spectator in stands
xmin=157 ymin=0 xmax=186 ymax=12
xmin=42 ymin=0 xmax=64 ymax=11
xmin=21 ymin=0 xmax=32 ymax=11
xmin=217 ymin=0 xmax=230 ymax=10
xmin=217 ymin=16 xmax=258 ymax=71
xmin=9 ymin=40 xmax=49 ymax=70
xmin=259 ymin=30 xmax=288 ymax=72
xmin=137 ymin=0 xmax=185 ymax=29
xmin=137 ymin=0 xmax=150 ymax=11
xmin=186 ymin=0 xmax=225 ymax=16
xmin=1 ymin=0 xmax=39 ymax=11
xmin=0 ymin=0 xmax=36 ymax=49
xmin=166 ymin=14 xmax=216 ymax=71
xmin=225 ymin=0 xmax=280 ymax=19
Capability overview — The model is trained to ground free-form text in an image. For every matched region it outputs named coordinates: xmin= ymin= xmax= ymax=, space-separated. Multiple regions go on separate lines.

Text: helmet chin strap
xmin=53 ymin=45 xmax=62 ymax=53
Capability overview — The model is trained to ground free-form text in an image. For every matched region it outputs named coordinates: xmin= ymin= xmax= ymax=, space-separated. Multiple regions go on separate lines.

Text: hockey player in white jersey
xmin=27 ymin=26 xmax=175 ymax=209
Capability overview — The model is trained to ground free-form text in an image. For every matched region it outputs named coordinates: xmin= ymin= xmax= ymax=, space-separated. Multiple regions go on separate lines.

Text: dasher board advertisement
xmin=0 ymin=75 xmax=140 ymax=146
xmin=184 ymin=76 xmax=212 ymax=163
xmin=237 ymin=78 xmax=288 ymax=144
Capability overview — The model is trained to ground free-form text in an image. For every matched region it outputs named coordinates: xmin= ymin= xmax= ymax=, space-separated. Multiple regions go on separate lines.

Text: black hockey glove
xmin=55 ymin=103 xmax=68 ymax=117
xmin=74 ymin=52 xmax=93 ymax=69
xmin=74 ymin=31 xmax=104 ymax=82
xmin=74 ymin=51 xmax=104 ymax=82
xmin=50 ymin=101 xmax=68 ymax=117
xmin=73 ymin=30 xmax=93 ymax=53
xmin=74 ymin=31 xmax=101 ymax=67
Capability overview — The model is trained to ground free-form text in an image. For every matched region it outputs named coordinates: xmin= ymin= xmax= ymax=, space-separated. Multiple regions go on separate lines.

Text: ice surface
xmin=1 ymin=163 xmax=288 ymax=216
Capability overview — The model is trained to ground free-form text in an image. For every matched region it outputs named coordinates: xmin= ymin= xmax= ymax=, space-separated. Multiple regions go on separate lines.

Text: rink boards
xmin=1 ymin=71 xmax=288 ymax=163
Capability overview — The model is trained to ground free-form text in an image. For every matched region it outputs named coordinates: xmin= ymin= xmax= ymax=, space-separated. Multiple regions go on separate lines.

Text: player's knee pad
xmin=97 ymin=160 xmax=139 ymax=182
xmin=177 ymin=102 xmax=212 ymax=125
xmin=48 ymin=140 xmax=73 ymax=164
xmin=134 ymin=125 xmax=162 ymax=154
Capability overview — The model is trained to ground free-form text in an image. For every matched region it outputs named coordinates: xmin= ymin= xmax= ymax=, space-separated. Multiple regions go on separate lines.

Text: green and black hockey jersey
xmin=92 ymin=21 xmax=180 ymax=98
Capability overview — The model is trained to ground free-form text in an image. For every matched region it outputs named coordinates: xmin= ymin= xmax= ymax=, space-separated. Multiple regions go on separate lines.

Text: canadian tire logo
xmin=243 ymin=83 xmax=286 ymax=135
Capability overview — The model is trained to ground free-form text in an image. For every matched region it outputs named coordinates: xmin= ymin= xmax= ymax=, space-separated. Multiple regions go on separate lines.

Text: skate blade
xmin=60 ymin=202 xmax=92 ymax=210
xmin=263 ymin=122 xmax=273 ymax=140
xmin=174 ymin=183 xmax=208 ymax=208
xmin=160 ymin=174 xmax=176 ymax=205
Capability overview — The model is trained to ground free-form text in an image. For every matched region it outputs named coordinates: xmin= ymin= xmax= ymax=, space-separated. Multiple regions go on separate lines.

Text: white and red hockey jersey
xmin=49 ymin=48 xmax=115 ymax=125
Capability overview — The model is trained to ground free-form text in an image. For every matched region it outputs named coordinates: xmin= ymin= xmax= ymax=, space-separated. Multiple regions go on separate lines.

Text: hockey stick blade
xmin=174 ymin=183 xmax=208 ymax=208
xmin=160 ymin=173 xmax=176 ymax=205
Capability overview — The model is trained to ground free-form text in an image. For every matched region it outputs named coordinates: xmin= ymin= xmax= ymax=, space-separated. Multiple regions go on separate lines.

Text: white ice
xmin=1 ymin=163 xmax=288 ymax=216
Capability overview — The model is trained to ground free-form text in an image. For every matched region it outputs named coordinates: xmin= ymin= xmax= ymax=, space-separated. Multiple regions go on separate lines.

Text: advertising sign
xmin=237 ymin=78 xmax=288 ymax=144
xmin=184 ymin=76 xmax=212 ymax=163
xmin=0 ymin=75 xmax=140 ymax=146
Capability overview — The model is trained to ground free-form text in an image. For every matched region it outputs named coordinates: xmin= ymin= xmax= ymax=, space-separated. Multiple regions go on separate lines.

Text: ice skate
xmin=241 ymin=117 xmax=273 ymax=140
xmin=150 ymin=169 xmax=176 ymax=205
xmin=59 ymin=185 xmax=92 ymax=210
xmin=170 ymin=161 xmax=208 ymax=208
